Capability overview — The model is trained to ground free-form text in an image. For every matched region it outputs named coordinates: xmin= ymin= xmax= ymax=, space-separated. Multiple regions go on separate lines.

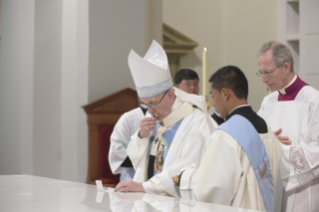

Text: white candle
xmin=203 ymin=47 xmax=208 ymax=97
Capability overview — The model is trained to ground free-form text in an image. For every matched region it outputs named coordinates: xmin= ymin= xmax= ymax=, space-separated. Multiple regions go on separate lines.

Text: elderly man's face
xmin=175 ymin=79 xmax=199 ymax=95
xmin=257 ymin=50 xmax=287 ymax=91
xmin=140 ymin=90 xmax=174 ymax=121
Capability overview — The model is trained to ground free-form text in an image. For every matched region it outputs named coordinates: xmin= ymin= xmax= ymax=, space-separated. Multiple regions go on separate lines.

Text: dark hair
xmin=209 ymin=66 xmax=248 ymax=99
xmin=174 ymin=69 xmax=199 ymax=84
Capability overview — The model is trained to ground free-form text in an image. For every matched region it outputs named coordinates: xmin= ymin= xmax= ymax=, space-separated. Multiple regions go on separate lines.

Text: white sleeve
xmin=281 ymin=97 xmax=319 ymax=191
xmin=108 ymin=114 xmax=132 ymax=174
xmin=257 ymin=99 xmax=265 ymax=117
xmin=142 ymin=113 xmax=213 ymax=197
xmin=126 ymin=132 xmax=150 ymax=170
xmin=180 ymin=131 xmax=243 ymax=205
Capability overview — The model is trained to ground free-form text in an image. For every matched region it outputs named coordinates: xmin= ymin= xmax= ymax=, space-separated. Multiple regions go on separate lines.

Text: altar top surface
xmin=0 ymin=175 xmax=263 ymax=212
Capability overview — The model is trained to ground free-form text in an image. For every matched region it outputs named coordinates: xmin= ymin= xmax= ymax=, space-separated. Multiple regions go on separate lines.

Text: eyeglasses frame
xmin=256 ymin=66 xmax=279 ymax=77
xmin=140 ymin=90 xmax=170 ymax=109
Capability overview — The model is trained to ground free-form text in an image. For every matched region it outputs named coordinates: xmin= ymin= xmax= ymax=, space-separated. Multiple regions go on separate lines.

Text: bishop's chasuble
xmin=180 ymin=105 xmax=282 ymax=211
xmin=127 ymin=88 xmax=215 ymax=197
xmin=258 ymin=75 xmax=319 ymax=212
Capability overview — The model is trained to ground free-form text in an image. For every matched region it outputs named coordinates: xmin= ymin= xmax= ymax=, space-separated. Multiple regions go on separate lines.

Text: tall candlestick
xmin=203 ymin=47 xmax=208 ymax=97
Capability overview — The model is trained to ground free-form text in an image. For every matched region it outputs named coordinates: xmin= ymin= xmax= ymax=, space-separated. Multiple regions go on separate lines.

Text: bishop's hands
xmin=114 ymin=180 xmax=145 ymax=193
xmin=138 ymin=117 xmax=156 ymax=138
xmin=274 ymin=128 xmax=292 ymax=145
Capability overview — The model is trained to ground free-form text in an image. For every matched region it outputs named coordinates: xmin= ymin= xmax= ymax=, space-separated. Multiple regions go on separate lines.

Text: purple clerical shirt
xmin=277 ymin=75 xmax=308 ymax=101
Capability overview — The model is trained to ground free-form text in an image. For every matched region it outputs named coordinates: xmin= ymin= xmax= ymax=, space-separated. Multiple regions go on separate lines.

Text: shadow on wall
xmin=181 ymin=52 xmax=201 ymax=68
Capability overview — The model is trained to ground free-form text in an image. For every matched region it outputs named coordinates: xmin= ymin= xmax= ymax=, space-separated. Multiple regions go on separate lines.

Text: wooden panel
xmin=82 ymin=88 xmax=139 ymax=114
xmin=83 ymin=88 xmax=139 ymax=185
xmin=87 ymin=113 xmax=122 ymax=125
xmin=88 ymin=124 xmax=100 ymax=183
xmin=90 ymin=95 xmax=138 ymax=113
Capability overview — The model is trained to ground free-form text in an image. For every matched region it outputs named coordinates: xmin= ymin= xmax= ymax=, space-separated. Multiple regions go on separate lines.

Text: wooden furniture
xmin=82 ymin=88 xmax=139 ymax=187
xmin=163 ymin=23 xmax=198 ymax=78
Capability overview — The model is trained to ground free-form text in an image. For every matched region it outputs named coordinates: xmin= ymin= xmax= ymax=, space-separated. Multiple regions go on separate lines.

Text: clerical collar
xmin=277 ymin=75 xmax=308 ymax=101
xmin=278 ymin=74 xmax=297 ymax=95
xmin=227 ymin=104 xmax=250 ymax=117
xmin=225 ymin=105 xmax=268 ymax=133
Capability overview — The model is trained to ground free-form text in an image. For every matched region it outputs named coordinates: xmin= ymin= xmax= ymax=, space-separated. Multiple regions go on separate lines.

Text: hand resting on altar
xmin=114 ymin=180 xmax=145 ymax=193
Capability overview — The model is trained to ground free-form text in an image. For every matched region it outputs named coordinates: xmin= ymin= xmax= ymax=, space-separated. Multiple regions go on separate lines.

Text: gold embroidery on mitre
xmin=258 ymin=160 xmax=269 ymax=182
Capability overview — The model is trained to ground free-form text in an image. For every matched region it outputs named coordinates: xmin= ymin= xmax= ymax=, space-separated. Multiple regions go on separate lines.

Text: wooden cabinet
xmin=82 ymin=88 xmax=139 ymax=186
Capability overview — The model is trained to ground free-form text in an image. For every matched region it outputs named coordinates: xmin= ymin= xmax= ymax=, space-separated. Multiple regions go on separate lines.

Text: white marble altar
xmin=0 ymin=175 xmax=263 ymax=212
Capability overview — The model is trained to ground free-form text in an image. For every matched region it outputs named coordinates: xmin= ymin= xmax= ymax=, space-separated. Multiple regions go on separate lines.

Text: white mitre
xmin=128 ymin=40 xmax=173 ymax=98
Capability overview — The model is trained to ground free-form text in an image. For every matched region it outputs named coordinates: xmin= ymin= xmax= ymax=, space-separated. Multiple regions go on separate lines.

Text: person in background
xmin=175 ymin=68 xmax=223 ymax=126
xmin=174 ymin=65 xmax=282 ymax=211
xmin=108 ymin=104 xmax=147 ymax=181
xmin=174 ymin=68 xmax=199 ymax=95
xmin=257 ymin=41 xmax=319 ymax=212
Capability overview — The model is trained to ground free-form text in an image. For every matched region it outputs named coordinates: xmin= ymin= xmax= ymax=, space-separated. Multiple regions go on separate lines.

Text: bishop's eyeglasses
xmin=140 ymin=90 xmax=169 ymax=109
xmin=256 ymin=67 xmax=279 ymax=77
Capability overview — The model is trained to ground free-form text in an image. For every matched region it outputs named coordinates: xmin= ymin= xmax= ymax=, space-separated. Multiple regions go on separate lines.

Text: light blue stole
xmin=216 ymin=115 xmax=274 ymax=212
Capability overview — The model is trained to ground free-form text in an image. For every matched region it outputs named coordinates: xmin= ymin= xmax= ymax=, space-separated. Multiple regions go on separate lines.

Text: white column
xmin=0 ymin=0 xmax=160 ymax=183
xmin=61 ymin=0 xmax=78 ymax=181
xmin=0 ymin=0 xmax=35 ymax=175
xmin=75 ymin=0 xmax=89 ymax=183
xmin=61 ymin=0 xmax=89 ymax=182
xmin=33 ymin=0 xmax=63 ymax=179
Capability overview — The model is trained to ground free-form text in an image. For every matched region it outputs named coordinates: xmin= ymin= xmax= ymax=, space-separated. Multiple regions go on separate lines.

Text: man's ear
xmin=283 ymin=62 xmax=291 ymax=74
xmin=221 ymin=88 xmax=229 ymax=101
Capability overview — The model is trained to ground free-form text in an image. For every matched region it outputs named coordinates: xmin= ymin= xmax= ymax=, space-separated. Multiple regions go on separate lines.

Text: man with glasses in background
xmin=257 ymin=41 xmax=319 ymax=212
xmin=114 ymin=40 xmax=215 ymax=196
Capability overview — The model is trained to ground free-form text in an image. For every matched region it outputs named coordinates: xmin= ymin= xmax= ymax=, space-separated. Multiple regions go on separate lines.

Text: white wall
xmin=0 ymin=0 xmax=2 ymax=36
xmin=163 ymin=0 xmax=223 ymax=99
xmin=222 ymin=0 xmax=278 ymax=111
xmin=0 ymin=0 xmax=35 ymax=175
xmin=75 ymin=0 xmax=89 ymax=183
xmin=33 ymin=0 xmax=62 ymax=179
xmin=88 ymin=0 xmax=162 ymax=102
xmin=0 ymin=0 xmax=89 ymax=182
xmin=61 ymin=0 xmax=89 ymax=182
xmin=0 ymin=0 xmax=162 ymax=183
xmin=163 ymin=0 xmax=278 ymax=111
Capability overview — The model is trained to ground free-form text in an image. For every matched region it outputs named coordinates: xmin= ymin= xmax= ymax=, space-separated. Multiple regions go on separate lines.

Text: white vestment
xmin=109 ymin=107 xmax=145 ymax=180
xmin=179 ymin=124 xmax=282 ymax=211
xmin=127 ymin=88 xmax=215 ymax=197
xmin=258 ymin=86 xmax=319 ymax=212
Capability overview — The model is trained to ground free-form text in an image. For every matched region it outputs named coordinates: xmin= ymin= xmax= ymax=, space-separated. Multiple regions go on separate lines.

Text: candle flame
xmin=204 ymin=47 xmax=207 ymax=51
